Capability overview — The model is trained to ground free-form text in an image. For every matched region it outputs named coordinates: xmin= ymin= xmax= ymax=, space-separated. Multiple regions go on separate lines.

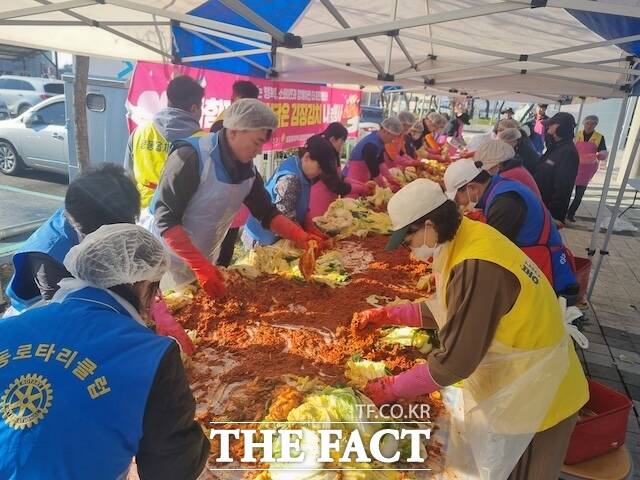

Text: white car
xmin=0 ymin=95 xmax=68 ymax=176
xmin=0 ymin=75 xmax=64 ymax=117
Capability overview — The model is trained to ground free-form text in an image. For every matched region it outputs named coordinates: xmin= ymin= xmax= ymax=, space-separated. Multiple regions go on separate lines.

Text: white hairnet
xmin=497 ymin=118 xmax=520 ymax=131
xmin=474 ymin=139 xmax=515 ymax=170
xmin=427 ymin=112 xmax=447 ymax=129
xmin=64 ymin=224 xmax=169 ymax=288
xmin=398 ymin=111 xmax=416 ymax=125
xmin=410 ymin=120 xmax=424 ymax=133
xmin=498 ymin=128 xmax=522 ymax=143
xmin=583 ymin=115 xmax=599 ymax=124
xmin=222 ymin=98 xmax=278 ymax=131
xmin=381 ymin=117 xmax=403 ymax=136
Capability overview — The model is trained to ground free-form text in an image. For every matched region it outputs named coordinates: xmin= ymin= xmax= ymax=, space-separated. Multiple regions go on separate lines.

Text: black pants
xmin=216 ymin=227 xmax=239 ymax=267
xmin=567 ymin=185 xmax=587 ymax=218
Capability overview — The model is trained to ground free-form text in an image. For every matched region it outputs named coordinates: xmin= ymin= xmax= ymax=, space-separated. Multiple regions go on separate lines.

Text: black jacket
xmin=516 ymin=130 xmax=541 ymax=174
xmin=534 ymin=139 xmax=579 ymax=222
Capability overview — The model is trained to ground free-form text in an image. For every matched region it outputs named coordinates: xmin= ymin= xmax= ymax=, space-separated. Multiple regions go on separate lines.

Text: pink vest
xmin=574 ymin=130 xmax=602 ymax=187
xmin=500 ymin=166 xmax=542 ymax=199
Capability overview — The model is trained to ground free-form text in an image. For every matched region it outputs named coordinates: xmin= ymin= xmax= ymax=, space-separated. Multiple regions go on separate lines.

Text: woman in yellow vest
xmin=353 ymin=178 xmax=588 ymax=479
xmin=125 ymin=75 xmax=205 ymax=208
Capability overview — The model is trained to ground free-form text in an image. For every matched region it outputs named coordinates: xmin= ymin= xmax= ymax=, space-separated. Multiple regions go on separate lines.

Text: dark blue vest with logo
xmin=0 ymin=286 xmax=172 ymax=479
xmin=244 ymin=155 xmax=311 ymax=246
xmin=479 ymin=175 xmax=577 ymax=294
xmin=343 ymin=131 xmax=384 ymax=177
xmin=6 ymin=209 xmax=79 ymax=312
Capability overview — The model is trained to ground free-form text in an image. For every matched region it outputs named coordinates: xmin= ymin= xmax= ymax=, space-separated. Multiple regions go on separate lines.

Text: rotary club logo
xmin=1 ymin=374 xmax=53 ymax=429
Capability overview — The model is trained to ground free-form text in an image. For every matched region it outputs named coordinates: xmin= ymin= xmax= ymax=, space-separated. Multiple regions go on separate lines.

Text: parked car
xmin=0 ymin=75 xmax=64 ymax=116
xmin=0 ymin=100 xmax=9 ymax=120
xmin=0 ymin=95 xmax=68 ymax=176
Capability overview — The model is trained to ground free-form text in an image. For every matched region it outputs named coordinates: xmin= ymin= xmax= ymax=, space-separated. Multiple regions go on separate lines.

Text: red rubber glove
xmin=364 ymin=364 xmax=441 ymax=406
xmin=354 ymin=303 xmax=422 ymax=330
xmin=270 ymin=214 xmax=326 ymax=250
xmin=151 ymin=296 xmax=195 ymax=356
xmin=346 ymin=180 xmax=373 ymax=197
xmin=162 ymin=225 xmax=227 ymax=298
xmin=303 ymin=213 xmax=329 ymax=240
xmin=464 ymin=209 xmax=487 ymax=222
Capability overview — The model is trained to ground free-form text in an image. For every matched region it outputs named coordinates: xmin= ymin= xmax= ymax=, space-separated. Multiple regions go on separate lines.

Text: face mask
xmin=463 ymin=188 xmax=478 ymax=211
xmin=410 ymin=227 xmax=437 ymax=262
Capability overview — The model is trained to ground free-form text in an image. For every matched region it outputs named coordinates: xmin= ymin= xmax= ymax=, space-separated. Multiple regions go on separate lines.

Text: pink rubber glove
xmin=395 ymin=155 xmax=421 ymax=168
xmin=151 ymin=296 xmax=196 ymax=356
xmin=354 ymin=303 xmax=422 ymax=330
xmin=364 ymin=364 xmax=441 ymax=406
xmin=379 ymin=163 xmax=402 ymax=190
xmin=596 ymin=151 xmax=608 ymax=161
xmin=346 ymin=180 xmax=371 ymax=197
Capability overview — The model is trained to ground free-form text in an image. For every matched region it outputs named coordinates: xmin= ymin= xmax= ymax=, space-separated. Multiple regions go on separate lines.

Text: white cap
xmin=386 ymin=179 xmax=448 ymax=250
xmin=443 ymin=159 xmax=482 ymax=199
xmin=223 ymin=98 xmax=278 ymax=131
xmin=474 ymin=139 xmax=515 ymax=171
xmin=64 ymin=224 xmax=169 ymax=288
xmin=381 ymin=117 xmax=403 ymax=136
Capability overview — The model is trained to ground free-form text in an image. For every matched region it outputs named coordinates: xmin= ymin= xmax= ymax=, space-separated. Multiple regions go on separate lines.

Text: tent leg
xmin=574 ymin=96 xmax=585 ymax=133
xmin=587 ymin=94 xmax=629 ymax=257
xmin=587 ymin=121 xmax=640 ymax=300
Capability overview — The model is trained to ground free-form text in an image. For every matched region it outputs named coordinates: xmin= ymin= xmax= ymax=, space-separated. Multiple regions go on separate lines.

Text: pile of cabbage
xmin=313 ymin=198 xmax=393 ymax=239
xmin=230 ymin=240 xmax=350 ymax=288
xmin=256 ymin=382 xmax=429 ymax=480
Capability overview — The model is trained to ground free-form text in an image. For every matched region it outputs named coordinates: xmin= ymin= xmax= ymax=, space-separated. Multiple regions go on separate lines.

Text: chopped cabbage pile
xmin=313 ymin=198 xmax=392 ymax=239
xmin=230 ymin=240 xmax=350 ymax=287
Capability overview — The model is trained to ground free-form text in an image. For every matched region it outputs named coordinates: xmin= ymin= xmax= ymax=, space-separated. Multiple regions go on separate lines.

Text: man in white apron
xmin=145 ymin=99 xmax=326 ymax=296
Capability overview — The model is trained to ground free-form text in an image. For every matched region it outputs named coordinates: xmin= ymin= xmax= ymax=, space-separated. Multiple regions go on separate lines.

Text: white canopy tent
xmin=0 ymin=0 xmax=639 ymax=298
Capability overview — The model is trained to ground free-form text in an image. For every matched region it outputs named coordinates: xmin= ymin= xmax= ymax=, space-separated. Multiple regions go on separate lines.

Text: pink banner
xmin=127 ymin=61 xmax=361 ymax=151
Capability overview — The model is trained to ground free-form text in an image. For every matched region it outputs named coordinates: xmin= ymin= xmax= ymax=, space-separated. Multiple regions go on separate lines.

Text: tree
xmin=73 ymin=55 xmax=90 ymax=173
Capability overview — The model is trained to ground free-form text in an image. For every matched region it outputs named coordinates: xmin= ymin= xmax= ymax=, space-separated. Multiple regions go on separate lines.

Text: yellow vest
xmin=440 ymin=218 xmax=589 ymax=431
xmin=576 ymin=129 xmax=602 ymax=147
xmin=132 ymin=123 xmax=204 ymax=208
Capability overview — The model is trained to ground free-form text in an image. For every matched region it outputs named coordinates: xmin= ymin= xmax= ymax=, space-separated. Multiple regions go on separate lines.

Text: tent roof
xmin=0 ymin=0 xmax=638 ymax=101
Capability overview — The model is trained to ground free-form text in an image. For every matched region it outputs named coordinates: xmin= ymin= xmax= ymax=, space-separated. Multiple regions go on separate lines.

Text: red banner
xmin=127 ymin=61 xmax=361 ymax=151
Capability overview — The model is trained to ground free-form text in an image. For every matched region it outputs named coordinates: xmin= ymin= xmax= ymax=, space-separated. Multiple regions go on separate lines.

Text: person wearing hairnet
xmin=307 ymin=123 xmax=374 ymax=219
xmin=211 ymin=80 xmax=261 ymax=268
xmin=0 ymin=224 xmax=209 ymax=479
xmin=343 ymin=117 xmax=403 ymax=192
xmin=383 ymin=111 xmax=421 ymax=168
xmin=497 ymin=120 xmax=541 ymax=174
xmin=533 ymin=112 xmax=580 ymax=223
xmin=352 ymin=179 xmax=588 ymax=479
xmin=567 ymin=115 xmax=608 ymax=222
xmin=146 ymin=98 xmax=324 ymax=298
xmin=444 ymin=155 xmax=579 ymax=301
xmin=243 ymin=135 xmax=337 ymax=247
xmin=417 ymin=112 xmax=451 ymax=161
xmin=493 ymin=131 xmax=542 ymax=198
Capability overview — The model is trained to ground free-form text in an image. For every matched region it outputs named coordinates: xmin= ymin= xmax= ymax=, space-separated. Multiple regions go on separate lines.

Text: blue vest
xmin=479 ymin=175 xmax=577 ymax=293
xmin=0 ymin=286 xmax=172 ymax=480
xmin=244 ymin=155 xmax=311 ymax=246
xmin=6 ymin=209 xmax=79 ymax=312
xmin=343 ymin=131 xmax=384 ymax=177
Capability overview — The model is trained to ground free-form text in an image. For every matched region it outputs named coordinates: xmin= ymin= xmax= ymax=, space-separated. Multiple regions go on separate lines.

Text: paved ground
xmin=562 ymin=192 xmax=640 ymax=478
xmin=0 ymin=169 xmax=67 ymax=257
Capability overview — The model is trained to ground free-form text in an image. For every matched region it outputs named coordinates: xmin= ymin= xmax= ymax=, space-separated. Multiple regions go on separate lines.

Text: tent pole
xmin=587 ymin=122 xmax=640 ymax=300
xmin=384 ymin=0 xmax=399 ymax=75
xmin=574 ymin=96 xmax=585 ymax=133
xmin=587 ymin=93 xmax=629 ymax=257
